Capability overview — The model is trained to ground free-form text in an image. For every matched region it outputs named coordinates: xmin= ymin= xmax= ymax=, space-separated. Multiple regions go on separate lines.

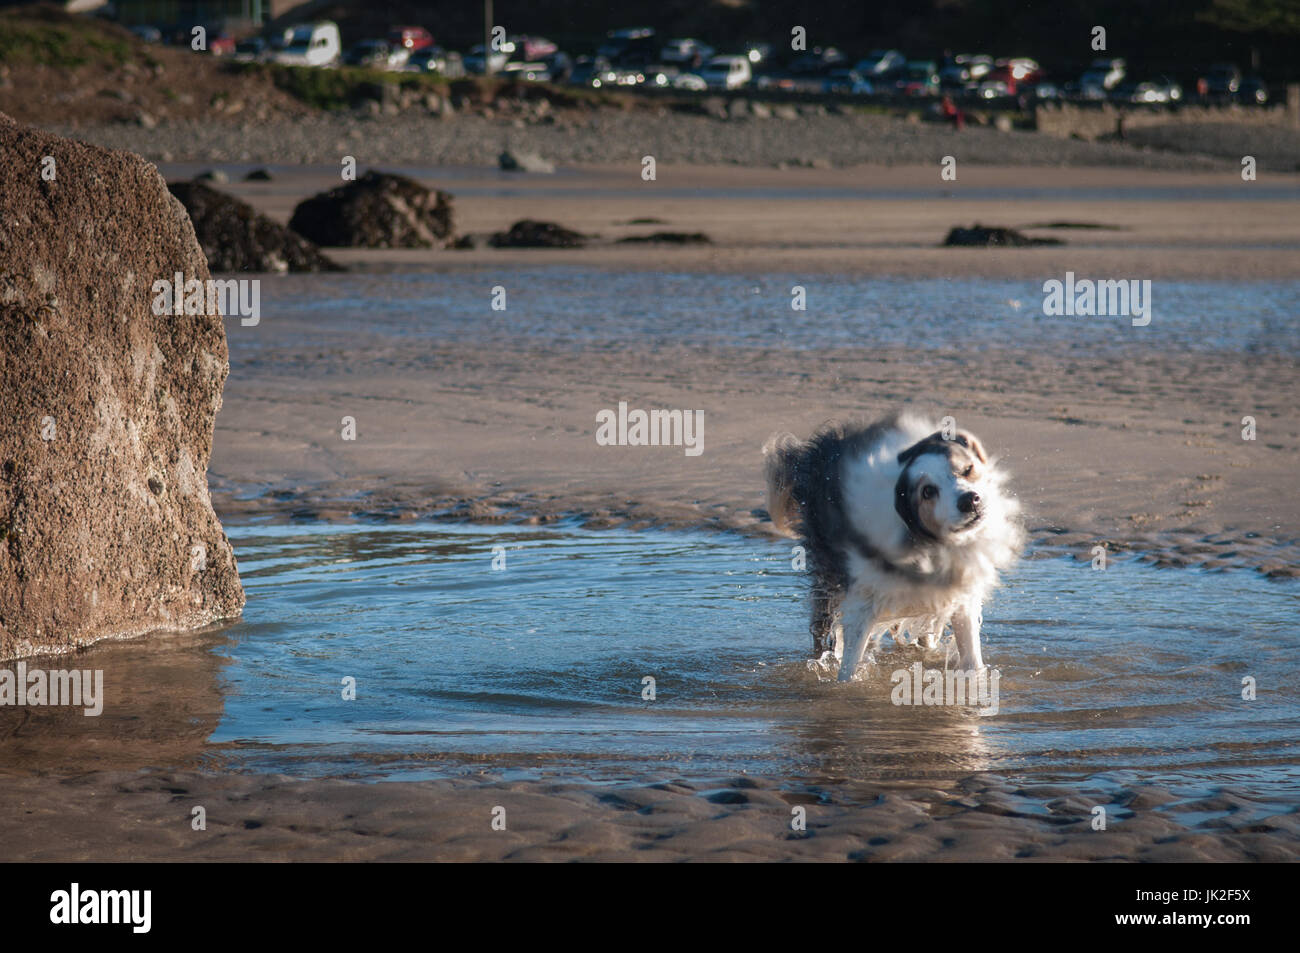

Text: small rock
xmin=701 ymin=96 xmax=729 ymax=119
xmin=616 ymin=232 xmax=711 ymax=245
xmin=943 ymin=224 xmax=1064 ymax=247
xmin=498 ymin=149 xmax=555 ymax=174
xmin=195 ymin=169 xmax=228 ymax=184
xmin=243 ymin=168 xmax=273 ymax=182
xmin=489 ymin=219 xmax=586 ymax=248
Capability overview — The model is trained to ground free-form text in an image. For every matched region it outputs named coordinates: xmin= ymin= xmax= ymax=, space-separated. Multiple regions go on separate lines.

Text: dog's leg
xmin=918 ymin=617 xmax=941 ymax=650
xmin=951 ymin=600 xmax=985 ymax=671
xmin=836 ymin=595 xmax=876 ymax=682
xmin=809 ymin=587 xmax=837 ymax=658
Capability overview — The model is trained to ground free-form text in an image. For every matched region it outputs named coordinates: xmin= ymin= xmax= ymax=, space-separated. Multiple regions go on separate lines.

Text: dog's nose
xmin=957 ymin=491 xmax=981 ymax=514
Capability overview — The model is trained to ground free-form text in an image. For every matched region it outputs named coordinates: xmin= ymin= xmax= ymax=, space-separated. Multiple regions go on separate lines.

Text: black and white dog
xmin=764 ymin=414 xmax=1023 ymax=681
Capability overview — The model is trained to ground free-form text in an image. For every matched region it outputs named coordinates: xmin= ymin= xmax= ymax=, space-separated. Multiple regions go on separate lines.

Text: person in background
xmin=940 ymin=93 xmax=965 ymax=130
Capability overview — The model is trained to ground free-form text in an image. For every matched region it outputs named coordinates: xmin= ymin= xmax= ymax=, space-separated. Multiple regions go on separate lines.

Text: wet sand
xmin=3 ymin=767 xmax=1295 ymax=862
xmin=5 ymin=162 xmax=1299 ymax=862
xmin=197 ymin=162 xmax=1300 ymax=279
xmin=198 ymin=163 xmax=1300 ymax=576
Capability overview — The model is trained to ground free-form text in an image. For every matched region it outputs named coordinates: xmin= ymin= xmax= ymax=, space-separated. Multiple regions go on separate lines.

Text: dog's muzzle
xmin=957 ymin=491 xmax=982 ymax=521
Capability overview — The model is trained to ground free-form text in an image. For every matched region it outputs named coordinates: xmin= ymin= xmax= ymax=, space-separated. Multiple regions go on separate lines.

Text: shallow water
xmin=210 ymin=520 xmax=1300 ymax=811
xmin=233 ymin=271 xmax=1300 ymax=355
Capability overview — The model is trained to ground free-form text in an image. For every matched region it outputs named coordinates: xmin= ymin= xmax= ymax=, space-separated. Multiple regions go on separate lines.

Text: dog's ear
xmin=897 ymin=432 xmax=947 ymax=466
xmin=953 ymin=431 xmax=988 ymax=464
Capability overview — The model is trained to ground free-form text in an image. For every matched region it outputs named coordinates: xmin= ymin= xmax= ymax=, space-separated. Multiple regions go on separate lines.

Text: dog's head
xmin=895 ymin=430 xmax=994 ymax=541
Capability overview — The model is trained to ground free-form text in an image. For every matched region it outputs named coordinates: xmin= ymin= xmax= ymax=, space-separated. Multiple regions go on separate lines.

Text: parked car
xmin=568 ymin=55 xmax=617 ymax=88
xmin=978 ymin=57 xmax=1042 ymax=95
xmin=508 ymin=36 xmax=558 ymax=61
xmin=542 ymin=50 xmax=573 ymax=82
xmin=1239 ymin=75 xmax=1268 ymax=104
xmin=598 ymin=27 xmax=657 ymax=66
xmin=700 ymin=54 xmax=753 ymax=89
xmin=660 ymin=38 xmax=713 ymax=67
xmin=896 ymin=60 xmax=940 ymax=97
xmin=672 ymin=72 xmax=707 ymax=91
xmin=939 ymin=53 xmax=992 ymax=87
xmin=1205 ymin=63 xmax=1242 ymax=98
xmin=344 ymin=40 xmax=408 ymax=70
xmin=233 ymin=36 xmax=270 ymax=62
xmin=405 ymin=46 xmax=463 ymax=76
xmin=273 ymin=22 xmax=341 ymax=67
xmin=1115 ymin=76 xmax=1181 ymax=104
xmin=130 ymin=24 xmax=162 ymax=43
xmin=823 ymin=68 xmax=869 ymax=95
xmin=387 ymin=26 xmax=433 ymax=52
xmin=463 ymin=44 xmax=509 ymax=74
xmin=1001 ymin=58 xmax=1043 ymax=83
xmin=856 ymin=49 xmax=906 ymax=78
xmin=501 ymin=61 xmax=551 ymax=82
xmin=638 ymin=64 xmax=681 ymax=87
xmin=789 ymin=47 xmax=847 ymax=75
xmin=1079 ymin=57 xmax=1126 ymax=97
xmin=206 ymin=32 xmax=237 ymax=56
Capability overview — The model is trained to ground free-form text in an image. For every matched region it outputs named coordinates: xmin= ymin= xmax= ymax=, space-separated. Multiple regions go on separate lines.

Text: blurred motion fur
xmin=764 ymin=413 xmax=1023 ymax=681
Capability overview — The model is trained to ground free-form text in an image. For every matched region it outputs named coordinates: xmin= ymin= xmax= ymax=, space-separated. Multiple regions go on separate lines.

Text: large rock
xmin=168 ymin=181 xmax=341 ymax=273
xmin=288 ymin=170 xmax=455 ymax=248
xmin=0 ymin=115 xmax=244 ymax=658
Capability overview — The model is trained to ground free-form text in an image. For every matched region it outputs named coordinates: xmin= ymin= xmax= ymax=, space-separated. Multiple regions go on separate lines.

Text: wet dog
xmin=763 ymin=414 xmax=1023 ymax=681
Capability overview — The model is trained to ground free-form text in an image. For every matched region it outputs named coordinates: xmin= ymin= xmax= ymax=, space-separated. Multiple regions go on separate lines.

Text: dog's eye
xmin=962 ymin=466 xmax=973 ymax=478
xmin=921 ymin=485 xmax=938 ymax=500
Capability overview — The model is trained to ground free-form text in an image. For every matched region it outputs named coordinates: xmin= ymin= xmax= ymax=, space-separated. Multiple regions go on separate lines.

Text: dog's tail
xmin=762 ymin=432 xmax=804 ymax=537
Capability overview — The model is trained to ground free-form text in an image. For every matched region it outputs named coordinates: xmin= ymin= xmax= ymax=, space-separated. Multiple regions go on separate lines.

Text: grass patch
xmin=0 ymin=8 xmax=136 ymax=68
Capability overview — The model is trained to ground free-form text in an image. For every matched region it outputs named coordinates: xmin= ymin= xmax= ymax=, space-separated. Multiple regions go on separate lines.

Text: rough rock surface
xmin=488 ymin=220 xmax=587 ymax=248
xmin=0 ymin=114 xmax=244 ymax=658
xmin=288 ymin=170 xmax=455 ymax=248
xmin=167 ymin=181 xmax=340 ymax=273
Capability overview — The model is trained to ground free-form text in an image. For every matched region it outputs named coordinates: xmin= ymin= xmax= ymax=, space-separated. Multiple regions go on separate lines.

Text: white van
xmin=273 ymin=21 xmax=341 ymax=67
xmin=701 ymin=55 xmax=752 ymax=89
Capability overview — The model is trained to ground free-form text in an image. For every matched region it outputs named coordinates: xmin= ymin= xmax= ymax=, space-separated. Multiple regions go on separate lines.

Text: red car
xmin=388 ymin=26 xmax=433 ymax=51
xmin=984 ymin=58 xmax=1043 ymax=94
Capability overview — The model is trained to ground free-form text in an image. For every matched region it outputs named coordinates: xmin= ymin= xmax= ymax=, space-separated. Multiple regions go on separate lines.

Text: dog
xmin=763 ymin=414 xmax=1023 ymax=681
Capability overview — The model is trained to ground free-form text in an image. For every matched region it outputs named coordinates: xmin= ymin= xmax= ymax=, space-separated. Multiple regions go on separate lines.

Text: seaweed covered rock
xmin=168 ymin=181 xmax=340 ymax=272
xmin=288 ymin=170 xmax=455 ymax=248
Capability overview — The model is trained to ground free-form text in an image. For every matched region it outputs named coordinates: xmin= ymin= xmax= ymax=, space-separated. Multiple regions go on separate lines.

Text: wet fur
xmin=764 ymin=413 xmax=1023 ymax=680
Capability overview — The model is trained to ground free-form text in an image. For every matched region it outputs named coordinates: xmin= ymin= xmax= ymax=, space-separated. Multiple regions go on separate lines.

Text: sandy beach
xmin=196 ymin=163 xmax=1300 ymax=576
xmin=5 ymin=153 xmax=1299 ymax=862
